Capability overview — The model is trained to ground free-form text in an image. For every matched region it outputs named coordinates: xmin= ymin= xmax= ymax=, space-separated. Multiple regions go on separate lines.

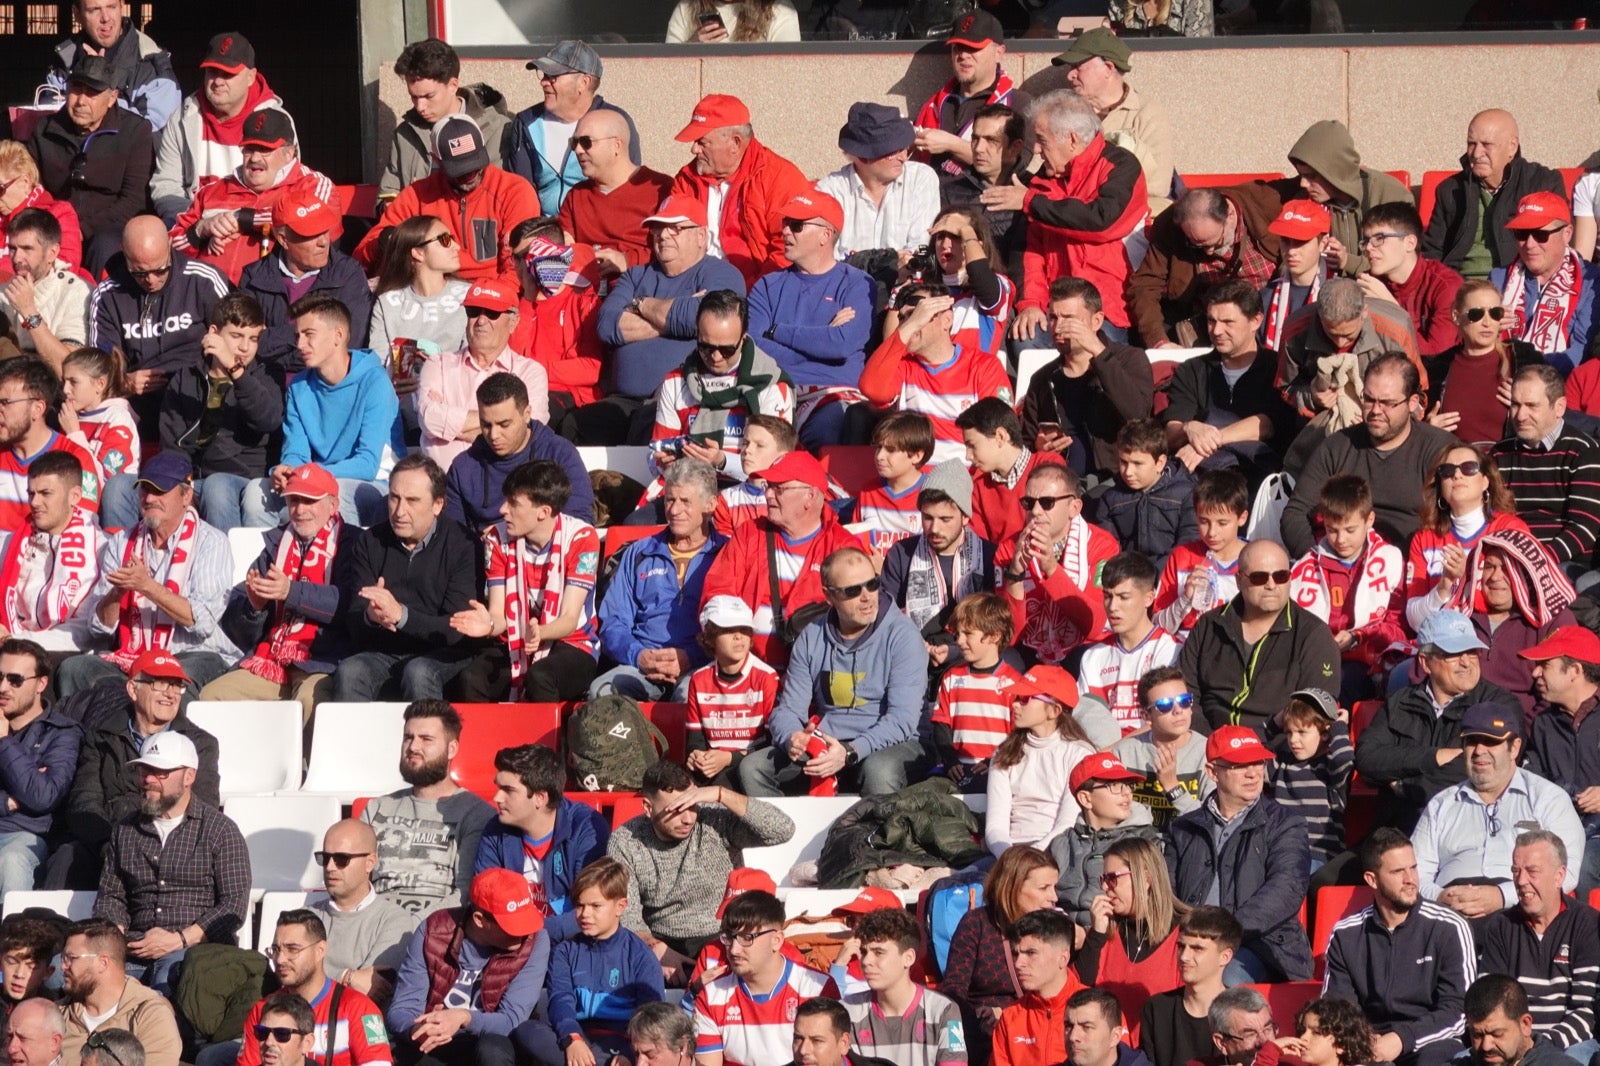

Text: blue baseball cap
xmin=1417 ymin=611 xmax=1488 ymax=655
xmin=135 ymin=451 xmax=193 ymax=493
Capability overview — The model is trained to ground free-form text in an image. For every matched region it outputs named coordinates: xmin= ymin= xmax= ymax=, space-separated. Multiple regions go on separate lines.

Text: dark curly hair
xmin=1296 ymin=997 xmax=1375 ymax=1066
xmin=1417 ymin=441 xmax=1517 ymax=535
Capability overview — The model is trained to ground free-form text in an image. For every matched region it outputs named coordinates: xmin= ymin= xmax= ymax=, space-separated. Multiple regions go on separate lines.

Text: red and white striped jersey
xmin=693 ymin=960 xmax=838 ymax=1066
xmin=932 ymin=661 xmax=1024 ymax=764
xmin=855 ymin=474 xmax=925 ymax=548
xmin=485 ymin=518 xmax=601 ymax=656
xmin=949 ymin=279 xmax=1014 ymax=365
xmin=653 ymin=370 xmax=794 ymax=460
xmin=714 ymin=481 xmax=769 ymax=537
xmin=1076 ymin=626 xmax=1180 ymax=735
xmin=686 ymin=655 xmax=781 ymax=752
xmin=891 ymin=348 xmax=1014 ymax=465
xmin=1154 ymin=541 xmax=1243 ymax=643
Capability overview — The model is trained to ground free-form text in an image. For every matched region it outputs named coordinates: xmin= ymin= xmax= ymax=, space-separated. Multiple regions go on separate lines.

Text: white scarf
xmin=0 ymin=506 xmax=98 ymax=633
xmin=1289 ymin=530 xmax=1402 ymax=631
xmin=903 ymin=530 xmax=987 ymax=631
xmin=105 ymin=508 xmax=201 ymax=670
xmin=1503 ymin=246 xmax=1584 ymax=355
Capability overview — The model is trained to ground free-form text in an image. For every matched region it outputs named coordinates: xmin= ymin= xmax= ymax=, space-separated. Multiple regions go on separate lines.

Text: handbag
xmin=9 ymin=86 xmax=62 ymax=144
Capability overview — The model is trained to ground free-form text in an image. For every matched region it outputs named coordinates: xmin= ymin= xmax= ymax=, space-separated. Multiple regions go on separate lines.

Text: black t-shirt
xmin=1140 ymin=989 xmax=1215 ymax=1066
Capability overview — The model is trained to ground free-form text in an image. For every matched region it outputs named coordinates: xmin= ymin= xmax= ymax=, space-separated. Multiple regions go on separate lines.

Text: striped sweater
xmin=1266 ymin=721 xmax=1353 ymax=864
xmin=1476 ymin=900 xmax=1600 ymax=1049
xmin=1492 ymin=423 xmax=1600 ymax=566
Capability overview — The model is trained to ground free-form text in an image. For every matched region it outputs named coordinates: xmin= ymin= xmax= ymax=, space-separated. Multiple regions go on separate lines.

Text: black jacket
xmin=1177 ymin=598 xmax=1341 ymax=735
xmin=1422 ymin=152 xmax=1567 ymax=272
xmin=63 ymin=710 xmax=220 ymax=850
xmin=1088 ymin=460 xmax=1196 ymax=570
xmin=344 ymin=517 xmax=480 ymax=657
xmin=90 ymin=251 xmax=231 ymax=377
xmin=239 ymin=249 xmax=373 ymax=375
xmin=1323 ymin=900 xmax=1474 ymax=1055
xmin=1162 ymin=347 xmax=1302 ymax=454
xmin=220 ymin=521 xmax=365 ymax=676
xmin=1017 ymin=341 xmax=1154 ymax=475
xmin=158 ymin=357 xmax=285 ymax=478
xmin=29 ymin=105 xmax=154 ymax=241
xmin=1353 ymin=677 xmax=1521 ymax=832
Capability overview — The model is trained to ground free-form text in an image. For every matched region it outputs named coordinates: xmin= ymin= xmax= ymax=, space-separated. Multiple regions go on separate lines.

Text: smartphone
xmin=1037 ymin=421 xmax=1062 ymax=437
xmin=698 ymin=11 xmax=726 ymax=28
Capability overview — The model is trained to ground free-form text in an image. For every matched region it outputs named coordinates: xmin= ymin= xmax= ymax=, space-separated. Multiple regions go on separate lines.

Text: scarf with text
xmin=1503 ymin=246 xmax=1584 ymax=355
xmin=904 ymin=528 xmax=988 ymax=631
xmin=0 ymin=506 xmax=98 ymax=633
xmin=1289 ymin=529 xmax=1401 ymax=631
xmin=1455 ymin=527 xmax=1574 ymax=627
xmin=240 ymin=516 xmax=343 ymax=684
xmin=495 ymin=517 xmax=570 ymax=685
xmin=105 ymin=508 xmax=201 ymax=670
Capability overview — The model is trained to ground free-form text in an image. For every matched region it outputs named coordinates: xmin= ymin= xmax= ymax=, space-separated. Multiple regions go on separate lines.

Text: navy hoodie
xmin=444 ymin=419 xmax=594 ymax=532
xmin=546 ymin=926 xmax=663 ymax=1042
xmin=473 ymin=798 xmax=609 ymax=919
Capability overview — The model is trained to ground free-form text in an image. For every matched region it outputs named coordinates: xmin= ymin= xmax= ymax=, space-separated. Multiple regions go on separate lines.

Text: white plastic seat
xmin=225 ymin=793 xmax=343 ymax=893
xmin=256 ymin=889 xmax=330 ymax=952
xmin=229 ymin=528 xmax=269 ymax=586
xmin=742 ymin=796 xmax=861 ymax=889
xmin=577 ymin=446 xmax=654 ymax=485
xmin=297 ymin=702 xmax=408 ymax=801
xmin=2 ymin=890 xmax=95 ymax=920
xmin=1146 ymin=347 xmax=1211 ymax=366
xmin=1014 ymin=348 xmax=1057 ymax=401
xmin=187 ymin=701 xmax=304 ymax=798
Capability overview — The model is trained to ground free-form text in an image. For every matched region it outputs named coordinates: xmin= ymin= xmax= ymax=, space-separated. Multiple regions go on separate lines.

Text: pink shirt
xmin=417 ymin=345 xmax=551 ymax=468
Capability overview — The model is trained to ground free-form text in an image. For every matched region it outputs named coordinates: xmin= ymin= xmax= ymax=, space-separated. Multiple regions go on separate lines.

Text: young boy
xmin=841 ymin=907 xmax=967 ymax=1066
xmin=536 ymin=858 xmax=664 ymax=1066
xmin=955 ymin=397 xmax=1066 ymax=547
xmin=1153 ymin=469 xmax=1250 ymax=643
xmin=1077 ymin=552 xmax=1180 ymax=736
xmin=1259 ymin=199 xmax=1333 ymax=351
xmin=932 ymin=592 xmax=1025 ymax=787
xmin=0 ymin=917 xmax=59 ymax=1038
xmin=856 ymin=412 xmax=934 ymax=548
xmin=1112 ymin=666 xmax=1213 ymax=830
xmin=685 ymin=596 xmax=781 ymax=789
xmin=1138 ymin=907 xmax=1242 ymax=1066
xmin=1050 ymin=752 xmax=1159 ymax=927
xmin=1287 ymin=473 xmax=1406 ymax=704
xmin=1088 ymin=420 xmax=1197 ymax=571
xmin=1267 ymin=687 xmax=1353 ymax=870
xmin=713 ymin=413 xmax=794 ymax=535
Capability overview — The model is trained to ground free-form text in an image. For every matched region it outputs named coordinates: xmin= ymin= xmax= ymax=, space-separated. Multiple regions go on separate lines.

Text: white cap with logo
xmin=129 ymin=731 xmax=199 ymax=771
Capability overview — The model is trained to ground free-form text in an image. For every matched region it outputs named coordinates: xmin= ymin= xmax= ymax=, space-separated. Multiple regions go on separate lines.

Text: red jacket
xmin=997 ymin=517 xmax=1120 ymax=660
xmin=171 ymin=161 xmax=335 ymax=282
xmin=357 ymin=165 xmax=541 ymax=284
xmin=671 ymin=138 xmax=813 ymax=287
xmin=1019 ymin=135 xmax=1147 ymax=328
xmin=991 ymin=976 xmax=1085 ymax=1066
xmin=1385 ymin=256 xmax=1464 ymax=356
xmin=509 ymin=248 xmax=604 ymax=406
xmin=1 ymin=185 xmax=82 ymax=272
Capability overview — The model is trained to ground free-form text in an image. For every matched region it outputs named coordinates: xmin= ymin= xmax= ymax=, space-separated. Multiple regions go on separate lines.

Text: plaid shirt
xmin=1196 ymin=213 xmax=1276 ymax=292
xmin=94 ymin=797 xmax=251 ymax=945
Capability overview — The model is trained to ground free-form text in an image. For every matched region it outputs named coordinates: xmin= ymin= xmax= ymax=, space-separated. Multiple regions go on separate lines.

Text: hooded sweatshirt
xmin=1049 ymin=802 xmax=1160 ymax=925
xmin=281 ymin=348 xmax=402 ymax=481
xmin=384 ymin=84 xmax=514 ymax=197
xmin=150 ymin=76 xmax=292 ymax=222
xmin=1286 ymin=120 xmax=1414 ymax=276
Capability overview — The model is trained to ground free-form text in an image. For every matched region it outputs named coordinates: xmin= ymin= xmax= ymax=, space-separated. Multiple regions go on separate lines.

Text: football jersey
xmin=486 ymin=517 xmax=601 ymax=656
xmin=715 ymin=481 xmax=769 ymax=537
xmin=0 ymin=432 xmax=101 ymax=534
xmin=1154 ymin=542 xmax=1242 ymax=643
xmin=844 ymin=986 xmax=968 ymax=1066
xmin=1076 ymin=626 xmax=1181 ymax=735
xmin=693 ymin=960 xmax=838 ymax=1066
xmin=653 ymin=369 xmax=794 ymax=458
xmin=892 ymin=347 xmax=1013 ymax=464
xmin=855 ymin=474 xmax=925 ymax=550
xmin=932 ymin=661 xmax=1024 ymax=764
xmin=686 ymin=655 xmax=782 ymax=753
xmin=239 ymin=978 xmax=390 ymax=1066
xmin=522 ymin=831 xmax=554 ymax=913
xmin=948 ymin=280 xmax=1013 ymax=364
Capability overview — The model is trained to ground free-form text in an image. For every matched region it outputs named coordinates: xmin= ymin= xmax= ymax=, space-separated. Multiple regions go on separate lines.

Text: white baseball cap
xmin=700 ymin=595 xmax=756 ymax=631
xmin=129 ymin=731 xmax=199 ymax=771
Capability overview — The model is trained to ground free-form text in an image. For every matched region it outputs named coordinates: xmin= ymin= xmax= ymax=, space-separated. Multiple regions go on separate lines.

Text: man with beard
xmin=1 ymin=451 xmax=100 ymax=651
xmin=93 ymin=728 xmax=250 ymax=993
xmin=58 ymin=919 xmax=179 ymax=1066
xmin=1323 ymin=828 xmax=1474 ymax=1066
xmin=309 ymin=820 xmax=417 ymax=1007
xmin=361 ymin=701 xmax=495 ymax=916
xmin=0 ymin=357 xmax=100 ymax=534
xmin=0 ymin=639 xmax=80 ymax=897
xmin=1463 ymin=976 xmax=1572 ymax=1066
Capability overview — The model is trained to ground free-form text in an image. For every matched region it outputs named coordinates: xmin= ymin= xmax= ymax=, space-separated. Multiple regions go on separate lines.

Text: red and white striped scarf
xmin=494 ymin=517 xmax=569 ymax=686
xmin=105 ymin=508 xmax=201 ymax=670
xmin=915 ymin=71 xmax=1017 ymax=178
xmin=240 ymin=516 xmax=343 ymax=685
xmin=0 ymin=506 xmax=98 ymax=633
xmin=1455 ymin=527 xmax=1574 ymax=626
xmin=1262 ymin=258 xmax=1333 ymax=352
xmin=1503 ymin=247 xmax=1584 ymax=356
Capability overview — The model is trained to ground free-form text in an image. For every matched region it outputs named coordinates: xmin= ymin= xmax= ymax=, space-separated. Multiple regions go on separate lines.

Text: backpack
xmin=918 ymin=868 xmax=986 ymax=980
xmin=566 ymin=692 xmax=667 ymax=791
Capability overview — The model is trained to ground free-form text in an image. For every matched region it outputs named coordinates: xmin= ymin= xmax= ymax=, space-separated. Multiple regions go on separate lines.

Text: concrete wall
xmin=374 ymin=41 xmax=1600 ymax=186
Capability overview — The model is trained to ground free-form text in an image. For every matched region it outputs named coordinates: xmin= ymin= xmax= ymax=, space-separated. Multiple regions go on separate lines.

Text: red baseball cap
xmin=1268 ymin=199 xmax=1331 ymax=241
xmin=1506 ymin=191 xmax=1572 ymax=230
xmin=1205 ymin=725 xmax=1274 ymax=765
xmin=1520 ymin=626 xmax=1600 ymax=666
xmin=272 ymin=191 xmax=338 ymax=238
xmin=280 ymin=463 xmax=338 ymax=502
xmin=642 ymin=194 xmax=708 ymax=229
xmin=676 ymin=94 xmax=751 ymax=142
xmin=831 ymin=887 xmax=900 ymax=918
xmin=779 ymin=192 xmax=844 ymax=233
xmin=470 ymin=868 xmax=544 ymax=937
xmin=126 ymin=649 xmax=189 ymax=683
xmin=1010 ymin=664 xmax=1080 ymax=709
xmin=753 ymin=451 xmax=829 ymax=495
xmin=717 ymin=868 xmax=777 ymax=918
xmin=1069 ymin=752 xmax=1144 ymax=795
xmin=464 ymin=280 xmax=518 ymax=314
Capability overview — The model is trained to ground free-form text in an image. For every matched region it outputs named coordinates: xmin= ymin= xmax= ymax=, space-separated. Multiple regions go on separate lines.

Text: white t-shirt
xmin=153 ymin=813 xmax=184 ymax=844
xmin=1573 ymin=172 xmax=1600 ymax=219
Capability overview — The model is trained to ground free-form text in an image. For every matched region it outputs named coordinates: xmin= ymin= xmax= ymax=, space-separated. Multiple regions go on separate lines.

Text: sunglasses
xmin=128 ymin=262 xmax=173 ymax=281
xmin=781 ymin=218 xmax=830 ymax=234
xmin=1099 ymin=869 xmax=1133 ymax=887
xmin=252 ymin=1027 xmax=308 ymax=1044
xmin=466 ymin=307 xmax=506 ymax=320
xmin=419 ymin=231 xmax=456 ymax=249
xmin=826 ymin=577 xmax=881 ymax=600
xmin=1020 ymin=494 xmax=1078 ymax=512
xmin=1438 ymin=461 xmax=1482 ymax=479
xmin=1244 ymin=569 xmax=1291 ymax=587
xmin=1463 ymin=306 xmax=1506 ymax=323
xmin=696 ymin=340 xmax=740 ymax=360
xmin=1512 ymin=226 xmax=1567 ymax=244
xmin=314 ymin=850 xmax=372 ymax=869
xmin=0 ymin=673 xmax=39 ymax=689
xmin=85 ymin=1033 xmax=127 ymax=1066
xmin=1147 ymin=693 xmax=1194 ymax=714
xmin=567 ymin=134 xmax=618 ymax=151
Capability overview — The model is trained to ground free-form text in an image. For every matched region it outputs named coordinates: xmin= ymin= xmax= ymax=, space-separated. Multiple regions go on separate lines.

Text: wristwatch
xmin=844 ymin=745 xmax=860 ymax=768
xmin=1165 ymin=786 xmax=1186 ymax=803
xmin=19 ymin=313 xmax=41 ymax=331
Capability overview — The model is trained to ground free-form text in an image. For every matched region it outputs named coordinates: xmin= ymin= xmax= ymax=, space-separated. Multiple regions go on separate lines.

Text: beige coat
xmin=1101 ymin=84 xmax=1174 ymax=216
xmin=62 ymin=976 xmax=183 ymax=1066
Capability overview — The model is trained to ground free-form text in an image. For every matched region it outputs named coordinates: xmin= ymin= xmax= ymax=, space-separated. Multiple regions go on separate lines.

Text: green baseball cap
xmin=1052 ymin=28 xmax=1132 ymax=72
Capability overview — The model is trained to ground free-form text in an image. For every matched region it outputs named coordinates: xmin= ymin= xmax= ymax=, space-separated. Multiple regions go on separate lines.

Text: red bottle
xmin=802 ymin=717 xmax=837 ymax=796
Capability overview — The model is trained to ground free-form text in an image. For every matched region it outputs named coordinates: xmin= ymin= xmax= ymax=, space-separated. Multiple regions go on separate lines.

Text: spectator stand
xmin=187 ymin=700 xmax=303 ymax=799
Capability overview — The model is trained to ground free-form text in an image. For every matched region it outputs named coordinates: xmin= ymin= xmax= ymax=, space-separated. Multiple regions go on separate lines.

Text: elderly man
xmin=0 ymin=639 xmax=80 ymax=895
xmin=669 ymin=94 xmax=812 ymax=287
xmin=45 ymin=0 xmax=178 ymax=131
xmin=1178 ymin=539 xmax=1340 ymax=734
xmin=418 ymin=281 xmax=549 ymax=469
xmin=815 ymin=102 xmax=940 ymax=260
xmin=1280 ymin=353 xmax=1459 ymax=557
xmin=1129 ymin=184 xmax=1285 ymax=349
xmin=1490 ymin=193 xmax=1597 ymax=374
xmin=95 ymin=729 xmax=251 ymax=993
xmin=508 ymin=40 xmax=640 ymax=216
xmin=356 ymin=113 xmax=541 ymax=284
xmin=0 ymin=208 xmax=90 ymax=371
xmin=701 ymin=450 xmax=863 ymax=669
xmin=1359 ymin=203 xmax=1464 ymax=356
xmin=1424 ymin=109 xmax=1567 ymax=279
xmin=912 ymin=10 xmax=1030 ymax=195
xmin=1197 ymin=987 xmax=1278 ymax=1066
xmin=585 ymin=196 xmax=746 ymax=446
xmin=1478 ymin=831 xmax=1600 ymax=1063
xmin=4 ymin=999 xmax=67 ymax=1066
xmin=747 ymin=192 xmax=875 ymax=449
xmin=743 ymin=547 xmax=929 ymax=798
xmin=31 ymin=55 xmax=155 ymax=274
xmin=1055 ymin=28 xmax=1173 ymax=217
xmin=151 ymin=31 xmax=294 ymax=224
xmin=1413 ymin=703 xmax=1584 ymax=920
xmin=1286 ymin=119 xmax=1414 ymax=277
xmin=1277 ymin=275 xmax=1424 ymax=414
xmin=89 ymin=216 xmax=230 ymax=440
xmin=56 ymin=451 xmax=235 ymax=698
xmin=626 ymin=1004 xmax=693 ymax=1066
xmin=1492 ymin=365 xmax=1600 ymax=568
xmin=169 ymin=109 xmax=335 ymax=284
xmin=384 ymin=38 xmax=511 ymax=200
xmin=1355 ymin=611 xmax=1523 ymax=833
xmin=594 ymin=460 xmax=725 ymax=702
xmin=0 ymin=451 xmax=101 ymax=651
xmin=557 ymin=109 xmax=672 ymax=275
xmin=310 ymin=819 xmax=418 ymax=1004
xmin=1523 ymin=628 xmax=1600 ymax=895
xmin=78 ymin=1030 xmax=143 ymax=1066
xmin=58 ymin=919 xmax=179 ymax=1066
xmin=0 ymin=359 xmax=99 ymax=535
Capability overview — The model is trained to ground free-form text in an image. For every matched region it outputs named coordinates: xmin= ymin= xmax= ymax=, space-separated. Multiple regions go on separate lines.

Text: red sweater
xmin=171 ymin=161 xmax=336 ymax=282
xmin=671 ymin=138 xmax=813 ymax=287
xmin=970 ymin=450 xmax=1067 ymax=547
xmin=558 ymin=166 xmax=674 ymax=269
xmin=997 ymin=518 xmax=1120 ymax=660
xmin=1386 ymin=256 xmax=1464 ymax=356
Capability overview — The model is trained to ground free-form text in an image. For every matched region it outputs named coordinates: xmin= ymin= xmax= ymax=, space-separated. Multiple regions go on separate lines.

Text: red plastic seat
xmin=818 ymin=446 xmax=879 ymax=495
xmin=1562 ymin=167 xmax=1585 ymax=197
xmin=334 ymin=183 xmax=380 ymax=219
xmin=450 ymin=703 xmax=568 ymax=800
xmin=1179 ymin=172 xmax=1282 ymax=189
xmin=1246 ymin=982 xmax=1323 ymax=1032
xmin=612 ymin=794 xmax=648 ymax=829
xmin=1385 ymin=170 xmax=1412 ymax=194
xmin=1348 ymin=699 xmax=1382 ymax=749
xmin=603 ymin=524 xmax=663 ymax=569
xmin=1418 ymin=170 xmax=1455 ymax=225
xmin=641 ymin=702 xmax=689 ymax=763
xmin=1311 ymin=884 xmax=1375 ymax=976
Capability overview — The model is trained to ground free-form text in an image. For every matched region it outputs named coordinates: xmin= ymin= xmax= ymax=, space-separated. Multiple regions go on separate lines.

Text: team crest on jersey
xmin=785 ymin=998 xmax=799 ymax=1022
xmin=945 ymin=1021 xmax=966 ymax=1053
xmin=362 ymin=1015 xmax=388 ymax=1045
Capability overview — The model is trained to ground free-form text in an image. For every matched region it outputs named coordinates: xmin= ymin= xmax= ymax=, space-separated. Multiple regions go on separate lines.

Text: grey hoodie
xmin=382 ymin=84 xmax=514 ymax=197
xmin=1286 ymin=119 xmax=1414 ymax=275
xmin=1048 ymin=801 xmax=1160 ymax=926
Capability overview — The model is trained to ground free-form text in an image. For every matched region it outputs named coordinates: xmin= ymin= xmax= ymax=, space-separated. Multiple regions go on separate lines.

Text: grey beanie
xmin=921 ymin=459 xmax=974 ymax=517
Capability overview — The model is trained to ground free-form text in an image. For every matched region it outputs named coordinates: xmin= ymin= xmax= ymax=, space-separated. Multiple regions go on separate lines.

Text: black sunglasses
xmin=567 ymin=134 xmax=616 ymax=151
xmin=253 ymin=1026 xmax=309 ymax=1044
xmin=696 ymin=340 xmax=740 ymax=360
xmin=128 ymin=262 xmax=173 ymax=281
xmin=1438 ymin=461 xmax=1482 ymax=479
xmin=1244 ymin=569 xmax=1291 ymax=587
xmin=86 ymin=1033 xmax=127 ymax=1066
xmin=1464 ymin=306 xmax=1506 ymax=323
xmin=1020 ymin=494 xmax=1078 ymax=512
xmin=315 ymin=850 xmax=372 ymax=869
xmin=826 ymin=577 xmax=881 ymax=599
xmin=0 ymin=673 xmax=39 ymax=689
xmin=466 ymin=307 xmax=507 ymax=320
xmin=1512 ymin=226 xmax=1566 ymax=244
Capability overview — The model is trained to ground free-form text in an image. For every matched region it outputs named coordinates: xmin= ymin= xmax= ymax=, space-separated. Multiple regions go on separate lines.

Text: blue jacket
xmin=597 ymin=530 xmax=727 ymax=671
xmin=546 ymin=927 xmax=663 ymax=1041
xmin=444 ymin=419 xmax=593 ymax=533
xmin=282 ymin=348 xmax=402 ymax=480
xmin=239 ymin=250 xmax=374 ymax=375
xmin=1490 ymin=262 xmax=1599 ymax=375
xmin=1088 ymin=460 xmax=1197 ymax=570
xmin=0 ymin=709 xmax=81 ymax=836
xmin=505 ymin=97 xmax=641 ymax=216
xmin=598 ymin=256 xmax=747 ymax=399
xmin=473 ymin=798 xmax=610 ymax=916
xmin=747 ymin=262 xmax=876 ymax=388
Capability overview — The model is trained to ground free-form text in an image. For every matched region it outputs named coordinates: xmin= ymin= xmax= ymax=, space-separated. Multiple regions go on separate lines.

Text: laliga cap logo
xmin=1230 ymin=737 xmax=1244 ymax=748
xmin=1285 ymin=210 xmax=1311 ymax=222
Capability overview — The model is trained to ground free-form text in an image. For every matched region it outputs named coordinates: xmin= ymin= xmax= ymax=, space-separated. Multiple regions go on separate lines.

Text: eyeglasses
xmin=85 ymin=1033 xmax=127 ymax=1066
xmin=762 ymin=483 xmax=812 ymax=498
xmin=781 ymin=218 xmax=832 ymax=234
xmin=69 ymin=151 xmax=90 ymax=188
xmin=1484 ymin=800 xmax=1502 ymax=837
xmin=252 ymin=1027 xmax=309 ymax=1044
xmin=0 ymin=396 xmax=37 ymax=408
xmin=419 ymin=231 xmax=456 ymax=249
xmin=265 ymin=942 xmax=313 ymax=958
xmin=1147 ymin=693 xmax=1194 ymax=714
xmin=568 ymin=134 xmax=618 ymax=151
xmin=0 ymin=673 xmax=39 ymax=689
xmin=719 ymin=928 xmax=780 ymax=947
xmin=62 ymin=952 xmax=101 ymax=966
xmin=650 ymin=223 xmax=698 ymax=239
xmin=1512 ymin=226 xmax=1567 ymax=244
xmin=1020 ymin=494 xmax=1078 ymax=512
xmin=315 ymin=850 xmax=372 ymax=869
xmin=1243 ymin=569 xmax=1291 ymax=587
xmin=0 ymin=176 xmax=25 ymax=198
xmin=1359 ymin=393 xmax=1408 ymax=410
xmin=826 ymin=577 xmax=881 ymax=600
xmin=1357 ymin=231 xmax=1406 ymax=248
xmin=1219 ymin=1022 xmax=1277 ymax=1044
xmin=1438 ymin=460 xmax=1482 ymax=479
xmin=127 ymin=262 xmax=173 ymax=281
xmin=1464 ymin=306 xmax=1506 ymax=323
xmin=466 ymin=307 xmax=507 ymax=320
xmin=134 ymin=677 xmax=185 ymax=692
xmin=1099 ymin=869 xmax=1133 ymax=887
xmin=1085 ymin=781 xmax=1132 ymax=795
xmin=696 ymin=340 xmax=741 ymax=360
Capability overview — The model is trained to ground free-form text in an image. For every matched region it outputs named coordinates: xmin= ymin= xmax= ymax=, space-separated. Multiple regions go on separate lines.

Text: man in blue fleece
xmin=514 ymin=857 xmax=662 ymax=1066
xmin=740 ymin=546 xmax=930 ymax=798
xmin=747 ymin=191 xmax=876 ymax=449
xmin=242 ymin=294 xmax=401 ymax=527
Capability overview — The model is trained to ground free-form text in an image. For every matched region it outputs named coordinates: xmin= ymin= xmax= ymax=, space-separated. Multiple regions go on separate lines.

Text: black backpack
xmin=566 ymin=693 xmax=668 ymax=791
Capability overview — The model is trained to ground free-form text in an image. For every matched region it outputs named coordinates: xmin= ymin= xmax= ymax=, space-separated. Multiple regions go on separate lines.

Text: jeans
xmin=1221 ymin=946 xmax=1278 ymax=986
xmin=588 ymin=664 xmax=693 ymax=702
xmin=125 ymin=946 xmax=187 ymax=996
xmin=0 ymin=832 xmax=46 ymax=895
xmin=796 ymin=400 xmax=877 ymax=450
xmin=100 ymin=473 xmax=141 ymax=532
xmin=243 ymin=477 xmax=388 ymax=528
xmin=194 ymin=473 xmax=252 ymax=532
xmin=332 ymin=650 xmax=472 ymax=701
xmin=1563 ymin=1040 xmax=1599 ymax=1066
xmin=55 ymin=651 xmax=230 ymax=709
xmin=738 ymin=737 xmax=929 ymax=797
xmin=196 ymin=1040 xmax=242 ymax=1066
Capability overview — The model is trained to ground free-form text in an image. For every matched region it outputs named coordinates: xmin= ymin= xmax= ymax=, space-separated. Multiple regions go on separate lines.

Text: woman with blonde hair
xmin=1074 ymin=837 xmax=1187 ymax=1044
xmin=0 ymin=141 xmax=82 ymax=268
xmin=665 ymin=0 xmax=801 ymax=42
